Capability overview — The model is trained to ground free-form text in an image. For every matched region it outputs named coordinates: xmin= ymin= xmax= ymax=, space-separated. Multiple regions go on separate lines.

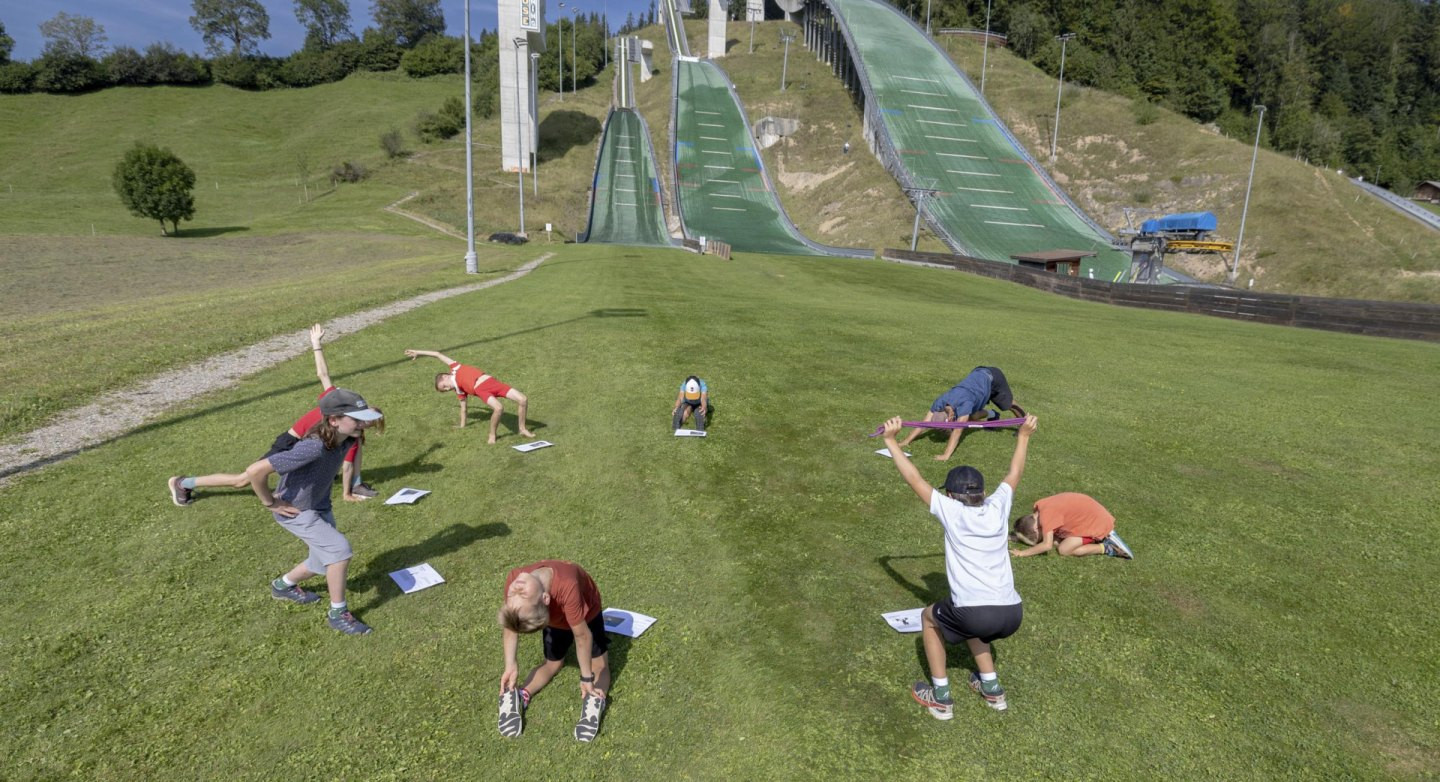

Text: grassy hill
xmin=2 ymin=244 xmax=1438 ymax=779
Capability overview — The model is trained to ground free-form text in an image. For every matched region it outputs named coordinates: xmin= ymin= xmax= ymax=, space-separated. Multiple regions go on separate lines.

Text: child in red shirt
xmin=403 ymin=348 xmax=534 ymax=444
xmin=1011 ymin=492 xmax=1133 ymax=559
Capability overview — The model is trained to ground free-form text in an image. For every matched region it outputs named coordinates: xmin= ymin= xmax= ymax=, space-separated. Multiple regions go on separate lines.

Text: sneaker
xmin=351 ymin=483 xmax=379 ymax=499
xmin=498 ymin=688 xmax=526 ymax=738
xmin=1103 ymin=532 xmax=1134 ymax=560
xmin=270 ymin=581 xmax=320 ymax=604
xmin=327 ymin=610 xmax=372 ymax=635
xmin=910 ymin=681 xmax=954 ymax=721
xmin=969 ymin=672 xmax=1007 ymax=711
xmin=167 ymin=476 xmax=193 ymax=507
xmin=574 ymin=694 xmax=607 ymax=742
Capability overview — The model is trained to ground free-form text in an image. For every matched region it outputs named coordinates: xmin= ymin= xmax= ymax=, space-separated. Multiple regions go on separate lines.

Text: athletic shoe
xmin=910 ymin=681 xmax=954 ymax=721
xmin=574 ymin=694 xmax=607 ymax=742
xmin=167 ymin=476 xmax=193 ymax=507
xmin=270 ymin=581 xmax=320 ymax=605
xmin=327 ymin=610 xmax=372 ymax=635
xmin=498 ymin=688 xmax=525 ymax=738
xmin=969 ymin=672 xmax=1007 ymax=711
xmin=351 ymin=483 xmax=379 ymax=499
xmin=1103 ymin=532 xmax=1134 ymax=560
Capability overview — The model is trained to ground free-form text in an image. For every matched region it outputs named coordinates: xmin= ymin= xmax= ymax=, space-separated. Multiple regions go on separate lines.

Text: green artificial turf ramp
xmin=586 ymin=110 xmax=672 ymax=247
xmin=828 ymin=0 xmax=1130 ymax=278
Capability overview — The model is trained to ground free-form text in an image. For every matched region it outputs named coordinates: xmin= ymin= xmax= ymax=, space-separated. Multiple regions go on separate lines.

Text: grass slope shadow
xmin=353 ymin=522 xmax=511 ymax=613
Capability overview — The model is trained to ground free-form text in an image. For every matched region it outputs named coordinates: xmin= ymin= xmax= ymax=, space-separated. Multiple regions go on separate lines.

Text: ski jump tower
xmin=498 ymin=0 xmax=547 ymax=172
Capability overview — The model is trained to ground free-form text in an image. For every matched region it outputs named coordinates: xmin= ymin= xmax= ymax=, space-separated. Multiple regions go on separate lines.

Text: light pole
xmin=904 ymin=185 xmax=939 ymax=251
xmin=980 ymin=0 xmax=992 ymax=95
xmin=530 ymin=51 xmax=540 ymax=196
xmin=925 ymin=0 xmax=932 ymax=35
xmin=1049 ymin=32 xmax=1075 ymax=166
xmin=1230 ymin=104 xmax=1266 ymax=285
xmin=513 ymin=37 xmax=528 ymax=236
xmin=571 ymin=8 xmax=581 ymax=94
xmin=462 ymin=0 xmax=477 ymax=273
xmin=779 ymin=29 xmax=795 ymax=91
xmin=557 ymin=3 xmax=566 ymax=100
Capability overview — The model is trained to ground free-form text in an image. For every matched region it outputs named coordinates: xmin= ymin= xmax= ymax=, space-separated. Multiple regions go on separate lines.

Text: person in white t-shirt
xmin=879 ymin=413 xmax=1037 ymax=718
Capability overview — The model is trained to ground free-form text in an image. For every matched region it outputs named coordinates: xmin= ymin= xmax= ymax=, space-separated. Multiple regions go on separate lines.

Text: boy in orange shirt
xmin=495 ymin=560 xmax=611 ymax=742
xmin=1011 ymin=493 xmax=1133 ymax=559
xmin=403 ymin=348 xmax=534 ymax=443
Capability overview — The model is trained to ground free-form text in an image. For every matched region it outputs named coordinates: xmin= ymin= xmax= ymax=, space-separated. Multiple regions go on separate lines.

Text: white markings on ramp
xmin=954 ymin=186 xmax=1013 ymax=194
xmin=714 ymin=206 xmax=746 ymax=212
xmin=703 ymin=164 xmax=733 ymax=170
xmin=699 ymin=122 xmax=725 ymax=128
xmin=697 ymin=110 xmax=721 ymax=115
xmin=702 ymin=150 xmax=731 ymax=155
xmin=936 ymin=152 xmax=987 ymax=160
xmin=970 ymin=204 xmax=1028 ymax=211
xmin=906 ymin=104 xmax=959 ymax=113
xmin=712 ymin=193 xmax=744 ymax=199
xmin=700 ymin=136 xmax=726 ymax=141
xmin=985 ymin=220 xmax=1045 ymax=228
xmin=927 ymin=135 xmax=975 ymax=143
xmin=901 ymin=89 xmax=944 ymax=96
xmin=894 ymin=75 xmax=940 ymax=83
xmin=918 ymin=119 xmax=966 ymax=127
xmin=946 ymin=170 xmax=1001 ymax=177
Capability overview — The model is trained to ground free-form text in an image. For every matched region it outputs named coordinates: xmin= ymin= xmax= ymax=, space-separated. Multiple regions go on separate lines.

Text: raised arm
xmin=881 ymin=416 xmax=934 ymax=506
xmin=403 ymin=348 xmax=456 ymax=366
xmin=309 ymin=324 xmax=332 ymax=389
xmin=1000 ymin=415 xmax=1038 ymax=492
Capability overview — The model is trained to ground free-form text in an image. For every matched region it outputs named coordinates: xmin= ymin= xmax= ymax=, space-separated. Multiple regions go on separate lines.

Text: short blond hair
xmin=497 ymin=600 xmax=548 ymax=633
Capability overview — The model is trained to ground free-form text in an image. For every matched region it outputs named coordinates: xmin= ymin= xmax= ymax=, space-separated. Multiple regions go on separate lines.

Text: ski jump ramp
xmin=805 ymin=0 xmax=1132 ymax=279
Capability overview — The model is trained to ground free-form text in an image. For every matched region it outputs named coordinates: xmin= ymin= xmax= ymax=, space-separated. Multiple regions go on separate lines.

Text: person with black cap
xmin=897 ymin=366 xmax=1023 ymax=462
xmin=243 ymin=388 xmax=383 ymax=636
xmin=879 ymin=412 xmax=1037 ymax=717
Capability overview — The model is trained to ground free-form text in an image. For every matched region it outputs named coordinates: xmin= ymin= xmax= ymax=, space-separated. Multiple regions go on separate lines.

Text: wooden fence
xmin=881 ymin=249 xmax=1440 ymax=342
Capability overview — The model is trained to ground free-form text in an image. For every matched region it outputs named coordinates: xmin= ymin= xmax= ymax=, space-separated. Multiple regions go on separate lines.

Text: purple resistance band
xmin=867 ymin=418 xmax=1026 ymax=438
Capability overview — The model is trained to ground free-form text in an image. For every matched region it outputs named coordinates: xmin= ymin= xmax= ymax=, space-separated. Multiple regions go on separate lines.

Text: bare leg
xmin=919 ymin=606 xmax=949 ymax=680
xmin=965 ymin=637 xmax=996 ymax=675
xmin=593 ymin=652 xmax=611 ymax=695
xmin=507 ymin=389 xmax=534 ymax=437
xmin=325 ymin=559 xmax=349 ymax=604
xmin=284 ymin=563 xmax=318 ymax=584
xmin=1057 ymin=537 xmax=1105 ymax=557
xmin=521 ymin=658 xmax=566 ymax=697
xmin=486 ymin=398 xmax=504 ymax=444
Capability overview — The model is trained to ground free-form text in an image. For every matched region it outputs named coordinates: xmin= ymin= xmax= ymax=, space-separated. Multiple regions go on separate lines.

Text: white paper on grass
xmin=601 ymin=608 xmax=657 ymax=638
xmin=389 ymin=563 xmax=446 ymax=593
xmin=882 ymin=608 xmax=925 ymax=633
xmin=674 ymin=429 xmax=707 ymax=437
xmin=875 ymin=448 xmax=912 ymax=458
xmin=512 ymin=440 xmax=554 ymax=453
xmin=384 ymin=487 xmax=431 ymax=505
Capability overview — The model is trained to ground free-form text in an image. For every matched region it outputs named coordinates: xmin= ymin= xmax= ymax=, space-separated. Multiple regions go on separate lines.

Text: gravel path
xmin=0 ymin=252 xmax=553 ymax=486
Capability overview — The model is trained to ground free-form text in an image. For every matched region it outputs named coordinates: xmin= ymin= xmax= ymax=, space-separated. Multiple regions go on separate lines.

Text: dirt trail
xmin=0 ymin=253 xmax=553 ymax=486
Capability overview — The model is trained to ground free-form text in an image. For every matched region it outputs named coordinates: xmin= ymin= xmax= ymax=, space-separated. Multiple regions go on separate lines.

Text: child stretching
xmin=1011 ymin=493 xmax=1133 ymax=560
xmin=403 ymin=348 xmax=533 ymax=444
xmin=880 ymin=413 xmax=1037 ymax=717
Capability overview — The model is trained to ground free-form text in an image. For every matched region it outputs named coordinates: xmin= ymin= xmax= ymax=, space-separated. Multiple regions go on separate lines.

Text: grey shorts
xmin=273 ymin=508 xmax=352 ymax=574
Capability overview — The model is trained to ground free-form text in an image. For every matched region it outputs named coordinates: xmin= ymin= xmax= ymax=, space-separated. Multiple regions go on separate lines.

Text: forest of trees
xmin=2 ymin=0 xmax=1436 ymax=192
xmin=906 ymin=0 xmax=1440 ymax=194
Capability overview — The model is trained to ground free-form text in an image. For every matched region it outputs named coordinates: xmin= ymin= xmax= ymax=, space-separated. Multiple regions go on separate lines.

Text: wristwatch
xmin=579 ymin=674 xmax=595 ymax=683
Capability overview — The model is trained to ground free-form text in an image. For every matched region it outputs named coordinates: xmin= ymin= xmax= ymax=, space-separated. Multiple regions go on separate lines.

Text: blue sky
xmin=5 ymin=0 xmax=653 ymax=61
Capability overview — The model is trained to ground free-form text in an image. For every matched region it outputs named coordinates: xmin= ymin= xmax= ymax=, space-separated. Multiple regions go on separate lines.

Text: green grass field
xmin=3 ymin=244 xmax=1438 ymax=780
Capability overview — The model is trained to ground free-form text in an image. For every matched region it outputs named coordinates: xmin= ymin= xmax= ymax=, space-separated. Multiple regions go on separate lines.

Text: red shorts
xmin=1056 ymin=532 xmax=1102 ymax=545
xmin=473 ymin=377 xmax=512 ymax=403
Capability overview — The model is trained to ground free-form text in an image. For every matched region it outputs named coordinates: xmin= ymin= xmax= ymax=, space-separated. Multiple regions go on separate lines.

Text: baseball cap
xmin=319 ymin=388 xmax=384 ymax=421
xmin=943 ymin=465 xmax=984 ymax=496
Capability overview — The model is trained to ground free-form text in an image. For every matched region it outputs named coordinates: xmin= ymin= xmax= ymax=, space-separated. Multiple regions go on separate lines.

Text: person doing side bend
xmin=403 ymin=348 xmax=534 ymax=444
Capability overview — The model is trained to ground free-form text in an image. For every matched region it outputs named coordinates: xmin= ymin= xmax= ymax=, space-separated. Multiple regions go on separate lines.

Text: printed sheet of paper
xmin=512 ymin=440 xmax=554 ymax=453
xmin=601 ymin=608 xmax=657 ymax=638
xmin=874 ymin=448 xmax=912 ymax=458
xmin=389 ymin=563 xmax=446 ymax=594
xmin=674 ymin=429 xmax=707 ymax=437
xmin=384 ymin=487 xmax=431 ymax=505
xmin=882 ymin=608 xmax=925 ymax=633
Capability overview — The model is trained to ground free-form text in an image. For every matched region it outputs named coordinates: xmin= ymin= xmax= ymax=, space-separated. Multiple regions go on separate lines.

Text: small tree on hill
xmin=190 ymin=0 xmax=272 ymax=56
xmin=371 ymin=0 xmax=444 ymax=48
xmin=113 ymin=143 xmax=197 ymax=236
xmin=0 ymin=20 xmax=16 ymax=64
xmin=39 ymin=12 xmax=108 ymax=58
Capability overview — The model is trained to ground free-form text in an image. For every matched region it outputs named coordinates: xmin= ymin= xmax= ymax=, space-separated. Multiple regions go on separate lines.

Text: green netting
xmin=829 ymin=0 xmax=1130 ymax=279
xmin=586 ymin=110 xmax=672 ymax=247
xmin=674 ymin=61 xmax=819 ymax=256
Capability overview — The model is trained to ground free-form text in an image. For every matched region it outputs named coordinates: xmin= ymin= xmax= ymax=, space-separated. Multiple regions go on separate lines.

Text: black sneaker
xmin=327 ymin=610 xmax=372 ymax=635
xmin=271 ymin=581 xmax=320 ymax=604
xmin=167 ymin=476 xmax=193 ymax=507
xmin=351 ymin=483 xmax=379 ymax=499
xmin=574 ymin=694 xmax=607 ymax=742
xmin=498 ymin=688 xmax=526 ymax=738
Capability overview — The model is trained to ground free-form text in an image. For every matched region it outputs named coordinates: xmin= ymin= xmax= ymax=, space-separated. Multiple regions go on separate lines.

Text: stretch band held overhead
xmin=867 ymin=418 xmax=1026 ymax=438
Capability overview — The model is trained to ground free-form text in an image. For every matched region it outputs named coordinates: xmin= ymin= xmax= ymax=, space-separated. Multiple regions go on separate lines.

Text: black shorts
xmin=262 ymin=431 xmax=300 ymax=460
xmin=930 ymin=601 xmax=1023 ymax=644
xmin=980 ymin=366 xmax=1014 ymax=411
xmin=542 ymin=612 xmax=611 ymax=662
